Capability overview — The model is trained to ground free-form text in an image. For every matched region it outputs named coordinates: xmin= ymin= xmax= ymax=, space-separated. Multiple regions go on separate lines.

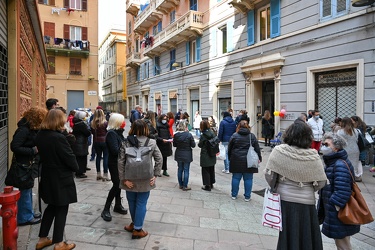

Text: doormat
xmin=252 ymin=188 xmax=266 ymax=197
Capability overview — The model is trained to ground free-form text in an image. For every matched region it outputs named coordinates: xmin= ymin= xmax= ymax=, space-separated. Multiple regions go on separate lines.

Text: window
xmin=135 ymin=39 xmax=139 ymax=52
xmin=70 ymin=26 xmax=82 ymax=40
xmin=152 ymin=23 xmax=162 ymax=36
xmin=170 ymin=49 xmax=176 ymax=70
xmin=38 ymin=0 xmax=55 ymax=5
xmin=64 ymin=25 xmax=87 ymax=40
xmin=190 ymin=0 xmax=197 ymax=11
xmin=64 ymin=0 xmax=87 ymax=11
xmin=259 ymin=6 xmax=270 ymax=41
xmin=320 ymin=0 xmax=349 ymax=20
xmin=44 ymin=22 xmax=55 ymax=37
xmin=136 ymin=66 xmax=140 ymax=81
xmin=142 ymin=62 xmax=149 ymax=80
xmin=69 ymin=58 xmax=81 ymax=75
xmin=154 ymin=56 xmax=160 ymax=76
xmin=219 ymin=25 xmax=227 ymax=54
xmin=170 ymin=10 xmax=176 ymax=23
xmin=47 ymin=56 xmax=55 ymax=74
xmin=128 ymin=21 xmax=132 ymax=34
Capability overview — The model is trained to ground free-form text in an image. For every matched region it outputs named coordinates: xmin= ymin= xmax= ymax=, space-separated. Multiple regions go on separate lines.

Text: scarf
xmin=265 ymin=144 xmax=327 ymax=183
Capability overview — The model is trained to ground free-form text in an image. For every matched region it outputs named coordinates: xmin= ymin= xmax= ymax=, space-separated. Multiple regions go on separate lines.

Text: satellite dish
xmin=352 ymin=0 xmax=375 ymax=7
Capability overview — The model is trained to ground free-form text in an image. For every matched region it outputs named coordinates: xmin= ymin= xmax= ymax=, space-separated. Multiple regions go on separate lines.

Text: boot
xmin=132 ymin=229 xmax=148 ymax=239
xmin=101 ymin=208 xmax=112 ymax=221
xmin=96 ymin=172 xmax=102 ymax=181
xmin=113 ymin=204 xmax=128 ymax=214
xmin=124 ymin=222 xmax=134 ymax=232
xmin=162 ymin=170 xmax=170 ymax=177
xmin=102 ymin=173 xmax=111 ymax=181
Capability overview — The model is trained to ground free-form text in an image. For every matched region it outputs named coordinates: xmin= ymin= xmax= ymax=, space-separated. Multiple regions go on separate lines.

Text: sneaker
xmin=221 ymin=169 xmax=226 ymax=173
xmin=354 ymin=176 xmax=362 ymax=182
xmin=244 ymin=198 xmax=251 ymax=202
xmin=183 ymin=187 xmax=191 ymax=191
xmin=225 ymin=170 xmax=230 ymax=174
xmin=231 ymin=196 xmax=237 ymax=200
xmin=364 ymin=164 xmax=370 ymax=168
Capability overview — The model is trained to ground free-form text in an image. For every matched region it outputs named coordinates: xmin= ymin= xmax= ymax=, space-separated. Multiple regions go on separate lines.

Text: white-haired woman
xmin=101 ymin=113 xmax=128 ymax=221
xmin=72 ymin=111 xmax=91 ymax=178
xmin=173 ymin=121 xmax=196 ymax=190
xmin=320 ymin=132 xmax=360 ymax=249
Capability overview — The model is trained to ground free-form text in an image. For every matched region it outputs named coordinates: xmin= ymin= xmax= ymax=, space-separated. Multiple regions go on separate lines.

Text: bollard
xmin=0 ymin=186 xmax=21 ymax=250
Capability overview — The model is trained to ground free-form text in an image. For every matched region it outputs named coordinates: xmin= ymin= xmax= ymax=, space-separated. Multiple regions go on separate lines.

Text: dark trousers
xmin=201 ymin=166 xmax=215 ymax=186
xmin=105 ymin=162 xmax=122 ymax=209
xmin=162 ymin=156 xmax=168 ymax=171
xmin=39 ymin=204 xmax=69 ymax=243
xmin=75 ymin=156 xmax=87 ymax=175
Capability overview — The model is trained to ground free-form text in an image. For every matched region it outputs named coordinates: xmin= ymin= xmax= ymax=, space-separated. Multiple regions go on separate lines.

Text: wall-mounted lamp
xmin=88 ymin=75 xmax=94 ymax=80
xmin=172 ymin=62 xmax=183 ymax=67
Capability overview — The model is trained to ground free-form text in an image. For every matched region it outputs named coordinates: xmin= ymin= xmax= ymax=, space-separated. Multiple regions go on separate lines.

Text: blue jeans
xmin=231 ymin=173 xmax=254 ymax=199
xmin=126 ymin=191 xmax=150 ymax=230
xmin=195 ymin=129 xmax=201 ymax=138
xmin=177 ymin=161 xmax=190 ymax=188
xmin=222 ymin=142 xmax=229 ymax=171
xmin=94 ymin=142 xmax=108 ymax=173
xmin=17 ymin=188 xmax=34 ymax=224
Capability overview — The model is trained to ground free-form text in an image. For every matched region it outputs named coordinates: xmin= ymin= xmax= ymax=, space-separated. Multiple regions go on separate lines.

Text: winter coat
xmin=91 ymin=122 xmax=108 ymax=143
xmin=173 ymin=131 xmax=196 ymax=163
xmin=118 ymin=136 xmax=162 ymax=192
xmin=35 ymin=130 xmax=79 ymax=206
xmin=144 ymin=119 xmax=158 ymax=139
xmin=198 ymin=129 xmax=217 ymax=167
xmin=228 ymin=128 xmax=261 ymax=173
xmin=106 ymin=129 xmax=125 ymax=166
xmin=10 ymin=118 xmax=38 ymax=165
xmin=261 ymin=117 xmax=274 ymax=138
xmin=72 ymin=118 xmax=91 ymax=156
xmin=156 ymin=121 xmax=172 ymax=157
xmin=321 ymin=149 xmax=360 ymax=239
xmin=218 ymin=116 xmax=237 ymax=142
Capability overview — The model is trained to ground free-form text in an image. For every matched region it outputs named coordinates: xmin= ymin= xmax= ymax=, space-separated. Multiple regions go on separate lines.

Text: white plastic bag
xmin=365 ymin=132 xmax=374 ymax=144
xmin=262 ymin=188 xmax=282 ymax=231
xmin=247 ymin=134 xmax=259 ymax=168
xmin=218 ymin=144 xmax=226 ymax=160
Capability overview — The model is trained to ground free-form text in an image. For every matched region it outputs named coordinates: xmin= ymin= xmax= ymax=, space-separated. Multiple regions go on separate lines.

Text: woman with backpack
xmin=101 ymin=113 xmax=128 ymax=222
xmin=198 ymin=120 xmax=217 ymax=191
xmin=156 ymin=114 xmax=173 ymax=177
xmin=118 ymin=120 xmax=162 ymax=239
xmin=173 ymin=120 xmax=196 ymax=191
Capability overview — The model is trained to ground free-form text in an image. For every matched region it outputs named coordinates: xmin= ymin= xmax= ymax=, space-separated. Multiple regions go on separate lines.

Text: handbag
xmin=357 ymin=129 xmax=370 ymax=151
xmin=247 ymin=134 xmax=259 ymax=168
xmin=5 ymin=156 xmax=35 ymax=190
xmin=338 ymin=160 xmax=374 ymax=225
xmin=365 ymin=132 xmax=374 ymax=144
xmin=262 ymin=173 xmax=282 ymax=231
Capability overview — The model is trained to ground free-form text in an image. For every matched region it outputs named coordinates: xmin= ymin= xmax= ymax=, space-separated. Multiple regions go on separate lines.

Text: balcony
xmin=126 ymin=51 xmax=142 ymax=68
xmin=44 ymin=36 xmax=90 ymax=58
xmin=134 ymin=1 xmax=163 ymax=35
xmin=143 ymin=10 xmax=204 ymax=57
xmin=126 ymin=0 xmax=140 ymax=16
xmin=155 ymin=0 xmax=180 ymax=14
xmin=228 ymin=0 xmax=259 ymax=14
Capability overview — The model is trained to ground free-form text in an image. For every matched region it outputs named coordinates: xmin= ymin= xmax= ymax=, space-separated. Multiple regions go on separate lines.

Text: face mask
xmin=321 ymin=145 xmax=334 ymax=155
xmin=315 ymin=116 xmax=320 ymax=120
xmin=162 ymin=120 xmax=167 ymax=124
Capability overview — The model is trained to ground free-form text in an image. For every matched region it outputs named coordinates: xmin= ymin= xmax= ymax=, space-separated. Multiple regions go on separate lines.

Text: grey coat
xmin=118 ymin=136 xmax=162 ymax=192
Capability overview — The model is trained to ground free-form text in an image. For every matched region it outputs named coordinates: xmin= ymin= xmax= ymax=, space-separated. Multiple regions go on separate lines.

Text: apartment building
xmin=126 ymin=0 xmax=375 ymax=138
xmin=98 ymin=30 xmax=127 ymax=114
xmin=38 ymin=0 xmax=98 ymax=113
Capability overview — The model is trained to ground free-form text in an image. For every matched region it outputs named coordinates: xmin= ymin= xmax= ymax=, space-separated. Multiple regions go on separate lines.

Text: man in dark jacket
xmin=130 ymin=105 xmax=143 ymax=123
xmin=218 ymin=112 xmax=237 ymax=173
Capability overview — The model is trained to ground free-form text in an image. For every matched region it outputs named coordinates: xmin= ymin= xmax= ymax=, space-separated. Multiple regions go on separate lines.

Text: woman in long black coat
xmin=35 ymin=109 xmax=78 ymax=250
xmin=262 ymin=110 xmax=274 ymax=146
xmin=156 ymin=113 xmax=173 ymax=177
xmin=72 ymin=111 xmax=91 ymax=178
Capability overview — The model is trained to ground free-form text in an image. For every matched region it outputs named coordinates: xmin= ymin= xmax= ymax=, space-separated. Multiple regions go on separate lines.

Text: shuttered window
xmin=69 ymin=58 xmax=81 ymax=75
xmin=190 ymin=89 xmax=199 ymax=101
xmin=64 ymin=25 xmax=87 ymax=40
xmin=44 ymin=22 xmax=55 ymax=37
xmin=64 ymin=0 xmax=87 ymax=11
xmin=227 ymin=18 xmax=234 ymax=52
xmin=38 ymin=0 xmax=55 ymax=5
xmin=247 ymin=10 xmax=254 ymax=45
xmin=47 ymin=56 xmax=55 ymax=74
xmin=196 ymin=37 xmax=201 ymax=62
xmin=218 ymin=84 xmax=231 ymax=99
xmin=270 ymin=0 xmax=280 ymax=38
xmin=186 ymin=42 xmax=190 ymax=66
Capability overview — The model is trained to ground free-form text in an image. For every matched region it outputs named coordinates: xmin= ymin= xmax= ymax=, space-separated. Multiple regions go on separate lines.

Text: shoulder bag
xmin=247 ymin=134 xmax=259 ymax=168
xmin=338 ymin=160 xmax=374 ymax=225
xmin=5 ymin=156 xmax=35 ymax=190
xmin=357 ymin=129 xmax=370 ymax=151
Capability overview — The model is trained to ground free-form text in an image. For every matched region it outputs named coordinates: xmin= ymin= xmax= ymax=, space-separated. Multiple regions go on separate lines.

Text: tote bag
xmin=261 ymin=173 xmax=282 ymax=231
xmin=247 ymin=134 xmax=259 ymax=168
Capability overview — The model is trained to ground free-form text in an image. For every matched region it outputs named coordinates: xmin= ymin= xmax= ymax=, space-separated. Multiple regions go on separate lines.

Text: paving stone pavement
xmin=11 ymin=125 xmax=375 ymax=249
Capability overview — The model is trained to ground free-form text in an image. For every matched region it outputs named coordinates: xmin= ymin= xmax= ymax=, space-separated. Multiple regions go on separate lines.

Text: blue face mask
xmin=315 ymin=116 xmax=320 ymax=120
xmin=162 ymin=120 xmax=167 ymax=124
xmin=321 ymin=145 xmax=334 ymax=155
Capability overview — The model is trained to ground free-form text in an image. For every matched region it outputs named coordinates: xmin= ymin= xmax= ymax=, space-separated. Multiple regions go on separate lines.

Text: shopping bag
xmin=261 ymin=188 xmax=282 ymax=231
xmin=247 ymin=134 xmax=259 ymax=168
xmin=217 ymin=144 xmax=226 ymax=160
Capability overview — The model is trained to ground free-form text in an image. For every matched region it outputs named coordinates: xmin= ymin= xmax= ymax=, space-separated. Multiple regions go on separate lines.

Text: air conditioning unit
xmin=352 ymin=0 xmax=375 ymax=7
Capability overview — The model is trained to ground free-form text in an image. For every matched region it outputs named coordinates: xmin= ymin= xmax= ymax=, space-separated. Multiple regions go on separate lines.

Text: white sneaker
xmin=225 ymin=170 xmax=230 ymax=174
xmin=365 ymin=164 xmax=370 ymax=168
xmin=244 ymin=198 xmax=251 ymax=202
xmin=221 ymin=169 xmax=226 ymax=173
xmin=231 ymin=196 xmax=237 ymax=200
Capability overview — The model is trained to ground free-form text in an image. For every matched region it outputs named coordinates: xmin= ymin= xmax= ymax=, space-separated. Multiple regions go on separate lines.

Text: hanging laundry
xmin=44 ymin=36 xmax=51 ymax=44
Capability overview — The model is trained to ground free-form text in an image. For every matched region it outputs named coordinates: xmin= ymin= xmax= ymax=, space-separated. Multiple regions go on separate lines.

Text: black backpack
xmin=204 ymin=134 xmax=220 ymax=157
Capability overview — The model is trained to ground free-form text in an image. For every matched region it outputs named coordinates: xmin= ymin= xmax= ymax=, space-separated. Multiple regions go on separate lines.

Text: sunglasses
xmin=321 ymin=142 xmax=329 ymax=147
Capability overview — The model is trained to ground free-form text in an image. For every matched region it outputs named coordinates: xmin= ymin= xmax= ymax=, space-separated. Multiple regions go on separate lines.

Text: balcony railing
xmin=126 ymin=0 xmax=140 ymax=16
xmin=44 ymin=36 xmax=90 ymax=58
xmin=126 ymin=51 xmax=142 ymax=67
xmin=143 ymin=10 xmax=204 ymax=57
xmin=134 ymin=0 xmax=162 ymax=35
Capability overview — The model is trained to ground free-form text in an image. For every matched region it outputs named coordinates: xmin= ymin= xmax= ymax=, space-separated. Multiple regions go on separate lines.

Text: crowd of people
xmin=8 ymin=99 xmax=372 ymax=249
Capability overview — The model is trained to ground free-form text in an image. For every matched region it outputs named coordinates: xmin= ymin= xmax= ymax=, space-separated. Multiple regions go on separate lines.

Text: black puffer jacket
xmin=228 ymin=128 xmax=261 ymax=173
xmin=10 ymin=118 xmax=38 ymax=165
xmin=106 ymin=129 xmax=125 ymax=166
xmin=72 ymin=118 xmax=91 ymax=156
xmin=173 ymin=131 xmax=196 ymax=163
xmin=156 ymin=121 xmax=172 ymax=157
